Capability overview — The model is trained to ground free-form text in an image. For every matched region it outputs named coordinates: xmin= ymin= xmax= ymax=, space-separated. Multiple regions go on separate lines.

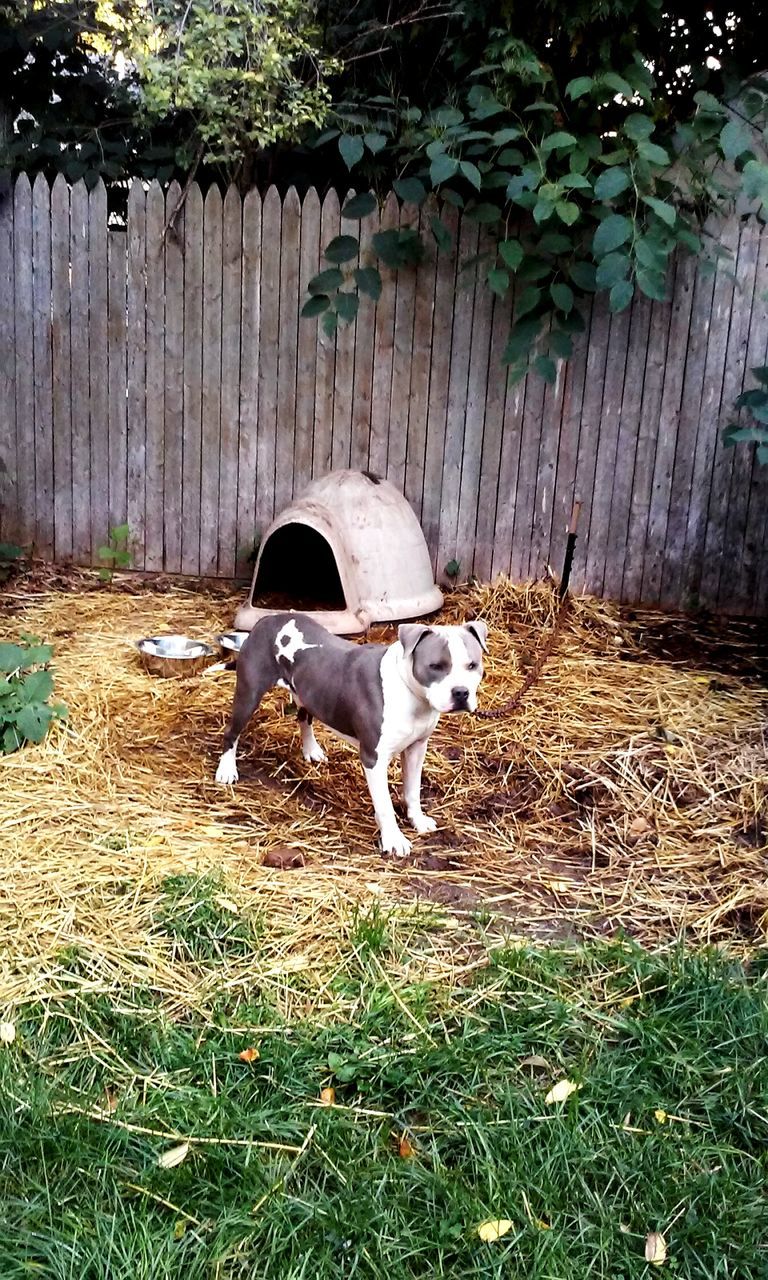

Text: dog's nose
xmin=451 ymin=686 xmax=469 ymax=707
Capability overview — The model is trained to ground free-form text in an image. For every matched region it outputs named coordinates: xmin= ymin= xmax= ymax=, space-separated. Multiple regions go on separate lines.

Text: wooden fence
xmin=1 ymin=173 xmax=767 ymax=614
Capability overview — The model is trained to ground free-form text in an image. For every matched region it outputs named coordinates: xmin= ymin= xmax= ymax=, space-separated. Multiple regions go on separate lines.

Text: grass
xmin=1 ymin=878 xmax=767 ymax=1279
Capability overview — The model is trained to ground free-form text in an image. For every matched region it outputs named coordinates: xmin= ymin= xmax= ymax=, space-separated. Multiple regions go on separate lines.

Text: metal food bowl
xmin=217 ymin=630 xmax=249 ymax=658
xmin=136 ymin=634 xmax=217 ymax=678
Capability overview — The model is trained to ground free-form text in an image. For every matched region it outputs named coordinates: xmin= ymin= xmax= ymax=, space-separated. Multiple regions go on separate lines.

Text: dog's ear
xmin=464 ymin=620 xmax=488 ymax=653
xmin=398 ymin=623 xmax=432 ymax=657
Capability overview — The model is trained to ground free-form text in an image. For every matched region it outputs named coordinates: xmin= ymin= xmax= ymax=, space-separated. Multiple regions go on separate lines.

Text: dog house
xmin=234 ymin=470 xmax=443 ymax=635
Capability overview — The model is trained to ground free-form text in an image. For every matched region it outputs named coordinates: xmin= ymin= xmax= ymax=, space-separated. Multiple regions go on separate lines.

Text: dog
xmin=214 ymin=612 xmax=487 ymax=856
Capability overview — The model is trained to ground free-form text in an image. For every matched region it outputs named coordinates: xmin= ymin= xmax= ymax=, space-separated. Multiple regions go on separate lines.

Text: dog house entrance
xmin=251 ymin=524 xmax=346 ymax=612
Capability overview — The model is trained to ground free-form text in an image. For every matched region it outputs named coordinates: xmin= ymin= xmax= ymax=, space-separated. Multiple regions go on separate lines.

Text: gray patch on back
xmin=410 ymin=632 xmax=452 ymax=687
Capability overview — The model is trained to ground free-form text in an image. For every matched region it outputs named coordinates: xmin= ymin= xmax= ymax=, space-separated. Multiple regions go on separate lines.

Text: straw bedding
xmin=0 ymin=570 xmax=766 ymax=1013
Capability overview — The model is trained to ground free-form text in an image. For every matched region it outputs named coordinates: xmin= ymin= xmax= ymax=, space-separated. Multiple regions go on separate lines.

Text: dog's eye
xmin=429 ymin=662 xmax=446 ymax=673
xmin=467 ymin=662 xmax=479 ymax=671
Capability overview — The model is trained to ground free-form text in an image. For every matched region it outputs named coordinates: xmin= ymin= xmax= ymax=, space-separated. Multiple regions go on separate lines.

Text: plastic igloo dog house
xmin=234 ymin=470 xmax=444 ymax=635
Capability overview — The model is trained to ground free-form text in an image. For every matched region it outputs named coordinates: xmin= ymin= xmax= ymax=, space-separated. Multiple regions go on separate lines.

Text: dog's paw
xmin=302 ymin=745 xmax=327 ymax=764
xmin=380 ymin=827 xmax=412 ymax=858
xmin=215 ymin=756 xmax=239 ymax=785
xmin=409 ymin=812 xmax=437 ymax=835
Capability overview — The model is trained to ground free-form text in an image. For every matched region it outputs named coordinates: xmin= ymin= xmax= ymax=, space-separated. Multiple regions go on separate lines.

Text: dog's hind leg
xmin=297 ymin=707 xmax=327 ymax=763
xmin=215 ymin=670 xmax=273 ymax=785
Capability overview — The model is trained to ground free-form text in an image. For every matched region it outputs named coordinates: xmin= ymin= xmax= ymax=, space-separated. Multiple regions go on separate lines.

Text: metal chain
xmin=473 ymin=593 xmax=571 ymax=721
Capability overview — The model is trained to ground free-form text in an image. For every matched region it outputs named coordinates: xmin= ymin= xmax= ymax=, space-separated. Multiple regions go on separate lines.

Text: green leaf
xmin=338 ymin=135 xmax=364 ymax=169
xmin=16 ymin=702 xmax=54 ymax=745
xmin=602 ymin=72 xmax=634 ymax=98
xmin=555 ymin=200 xmax=579 ymax=225
xmin=3 ymin=725 xmax=21 ymax=754
xmin=18 ymin=669 xmax=54 ymax=703
xmin=752 ymin=366 xmax=768 ymax=387
xmin=324 ymin=235 xmax=360 ymax=264
xmin=393 ymin=177 xmax=427 ymax=205
xmin=465 ymin=203 xmax=501 ymax=223
xmin=502 ymin=317 xmax=542 ymax=364
xmin=430 ymin=153 xmax=459 ymax=185
xmin=499 ymin=239 xmax=524 ymax=271
xmin=538 ymin=233 xmax=572 ymax=254
xmin=550 ymin=329 xmax=574 ymax=359
xmin=720 ymin=119 xmax=753 ymax=161
xmin=487 ymin=268 xmax=510 ymax=296
xmin=364 ymin=132 xmax=388 ymax=154
xmin=0 ymin=644 xmax=25 ymax=674
xmin=515 ymin=286 xmax=542 ymax=318
xmin=593 ymin=214 xmax=633 ymax=256
xmin=492 ymin=127 xmax=522 ymax=145
xmin=534 ymin=197 xmax=555 ymax=224
xmin=372 ymin=228 xmax=424 ymax=268
xmin=321 ymin=310 xmax=338 ymax=338
xmin=551 ymin=282 xmax=574 ymax=314
xmin=308 ymin=268 xmax=343 ymax=294
xmin=596 ymin=252 xmax=631 ymax=288
xmin=643 ymin=196 xmax=676 ymax=226
xmin=609 ymin=280 xmax=634 ymax=311
xmin=637 ymin=140 xmax=670 ymax=166
xmin=431 ymin=105 xmax=464 ymax=127
xmin=459 ymin=161 xmax=482 ymax=190
xmin=566 ymin=76 xmax=594 ymax=100
xmin=569 ymin=260 xmax=597 ymax=291
xmin=594 ymin=167 xmax=632 ymax=200
xmin=636 ymin=267 xmax=667 ymax=301
xmin=694 ymin=90 xmax=726 ymax=116
xmin=534 ymin=354 xmax=557 ymax=383
xmin=430 ymin=216 xmax=453 ymax=252
xmin=540 ymin=131 xmax=578 ymax=155
xmin=623 ymin=114 xmax=655 ymax=142
xmin=302 ymin=294 xmax=330 ymax=317
xmin=634 ymin=235 xmax=669 ymax=271
xmin=563 ymin=173 xmax=592 ymax=191
xmin=354 ymin=267 xmax=382 ymax=301
xmin=334 ymin=291 xmax=359 ymax=323
xmin=342 ymin=192 xmax=377 ymax=219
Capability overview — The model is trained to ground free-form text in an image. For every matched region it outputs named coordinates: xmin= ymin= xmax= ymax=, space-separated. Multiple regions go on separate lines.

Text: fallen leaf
xmin=239 ymin=1047 xmax=260 ymax=1063
xmin=546 ymin=878 xmax=570 ymax=893
xmin=477 ymin=1219 xmax=513 ymax=1243
xmin=519 ymin=1054 xmax=550 ymax=1071
xmin=0 ymin=1021 xmax=16 ymax=1044
xmin=262 ymin=845 xmax=306 ymax=869
xmin=157 ymin=1142 xmax=190 ymax=1169
xmin=545 ymin=1078 xmax=581 ymax=1105
xmin=654 ymin=1108 xmax=667 ymax=1124
xmin=645 ymin=1231 xmax=667 ymax=1266
xmin=398 ymin=1133 xmax=415 ymax=1158
xmin=173 ymin=1220 xmax=187 ymax=1240
xmin=319 ymin=1087 xmax=336 ymax=1106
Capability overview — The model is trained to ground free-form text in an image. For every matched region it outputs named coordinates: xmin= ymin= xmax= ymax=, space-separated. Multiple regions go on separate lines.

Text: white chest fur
xmin=376 ymin=644 xmax=440 ymax=758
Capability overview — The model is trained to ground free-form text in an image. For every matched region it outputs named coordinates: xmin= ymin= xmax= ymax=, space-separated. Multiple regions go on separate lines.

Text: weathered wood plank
xmin=583 ymin=304 xmax=632 ymax=595
xmin=707 ymin=221 xmax=760 ymax=611
xmin=218 ymin=183 xmax=243 ymax=577
xmin=367 ymin=192 xmax=398 ymax=478
xmin=13 ymin=175 xmax=35 ymax=549
xmin=456 ymin=232 xmax=493 ymax=578
xmin=293 ymin=188 xmax=320 ymax=494
xmin=387 ymin=200 xmax=419 ymax=493
xmin=331 ymin=189 xmax=356 ymax=473
xmin=31 ymin=174 xmax=54 ymax=558
xmin=621 ymin=292 xmax=673 ymax=603
xmin=257 ymin=186 xmax=281 ymax=531
xmin=421 ymin=205 xmax=459 ymax=572
xmin=162 ymin=181 xmax=183 ymax=574
xmin=602 ymin=293 xmax=653 ymax=601
xmin=738 ymin=225 xmax=768 ymax=613
xmin=142 ymin=181 xmax=165 ymax=572
xmin=276 ymin=186 xmax=300 ymax=508
xmin=0 ymin=174 xmax=16 ymax=546
xmin=88 ymin=178 xmax=110 ymax=562
xmin=658 ymin=242 xmax=718 ymax=608
xmin=640 ymin=252 xmax=696 ymax=603
xmin=69 ymin=179 xmax=90 ymax=562
xmin=528 ymin=324 xmax=567 ymax=582
xmin=402 ymin=197 xmax=438 ymax=521
xmin=547 ymin=305 xmax=591 ymax=588
xmin=199 ymin=185 xmax=223 ymax=576
xmin=181 ymin=182 xmax=203 ymax=575
xmin=437 ymin=217 xmax=480 ymax=581
xmin=349 ymin=200 xmax=378 ymax=475
xmin=474 ymin=290 xmax=512 ymax=582
xmin=107 ymin=229 xmax=128 ymax=537
xmin=510 ymin=336 xmax=548 ymax=583
xmin=236 ymin=188 xmax=261 ymax=574
xmin=126 ymin=180 xmax=147 ymax=569
xmin=570 ymin=298 xmax=611 ymax=592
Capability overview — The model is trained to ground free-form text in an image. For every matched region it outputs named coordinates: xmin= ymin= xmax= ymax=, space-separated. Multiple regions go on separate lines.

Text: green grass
xmin=1 ymin=911 xmax=767 ymax=1279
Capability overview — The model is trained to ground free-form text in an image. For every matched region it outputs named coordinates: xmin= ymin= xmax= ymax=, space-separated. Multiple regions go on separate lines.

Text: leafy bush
xmin=0 ymin=542 xmax=23 ymax=586
xmin=97 ymin=523 xmax=132 ymax=582
xmin=0 ymin=635 xmax=67 ymax=754
xmin=723 ymin=366 xmax=768 ymax=463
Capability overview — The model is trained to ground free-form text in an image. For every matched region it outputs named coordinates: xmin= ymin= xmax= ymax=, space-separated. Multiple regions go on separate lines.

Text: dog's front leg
xmin=401 ymin=738 xmax=437 ymax=834
xmin=363 ymin=754 xmax=411 ymax=857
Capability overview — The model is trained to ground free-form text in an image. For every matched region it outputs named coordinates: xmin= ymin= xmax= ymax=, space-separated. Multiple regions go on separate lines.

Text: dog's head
xmin=398 ymin=621 xmax=488 ymax=713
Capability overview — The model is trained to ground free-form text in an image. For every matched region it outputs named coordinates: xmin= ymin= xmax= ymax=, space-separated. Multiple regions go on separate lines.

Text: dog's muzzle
xmin=450 ymin=686 xmax=470 ymax=711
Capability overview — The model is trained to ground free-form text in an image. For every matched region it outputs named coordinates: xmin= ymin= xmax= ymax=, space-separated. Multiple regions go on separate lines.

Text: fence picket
xmin=0 ymin=174 xmax=16 ymax=545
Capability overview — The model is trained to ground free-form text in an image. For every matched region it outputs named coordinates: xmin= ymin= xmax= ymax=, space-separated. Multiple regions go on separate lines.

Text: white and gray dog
xmin=215 ymin=612 xmax=487 ymax=856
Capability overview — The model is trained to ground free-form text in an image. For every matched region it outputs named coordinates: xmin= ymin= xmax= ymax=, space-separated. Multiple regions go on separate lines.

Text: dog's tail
xmin=202 ymin=660 xmax=237 ymax=676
